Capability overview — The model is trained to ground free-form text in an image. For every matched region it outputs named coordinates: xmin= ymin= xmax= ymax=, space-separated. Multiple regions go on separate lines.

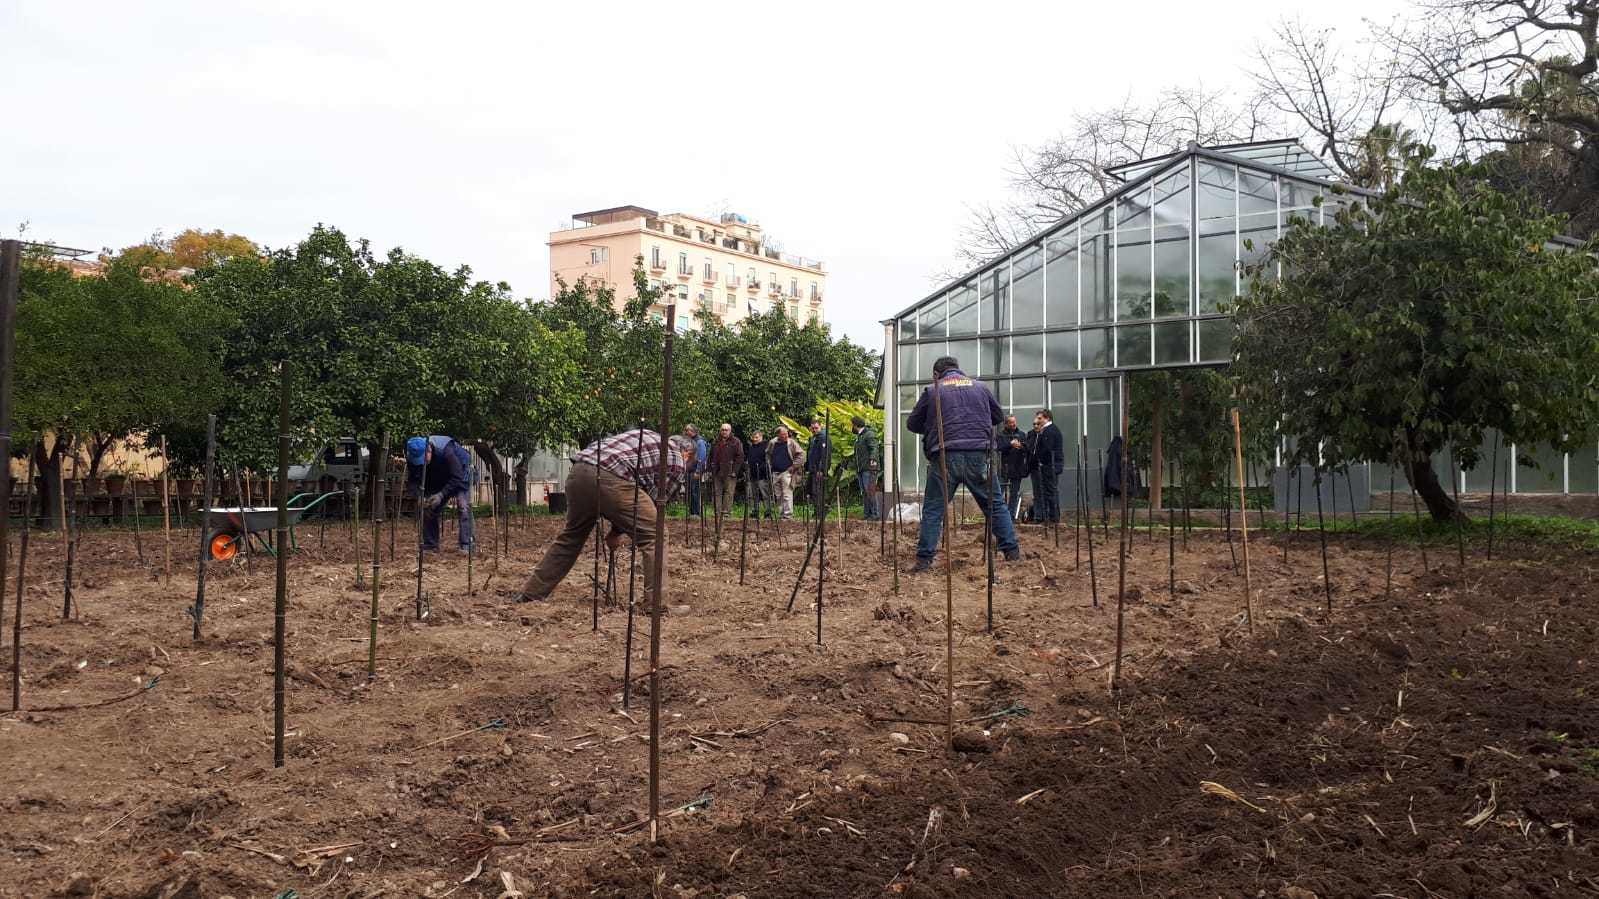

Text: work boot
xmin=910 ymin=558 xmax=933 ymax=574
xmin=1002 ymin=548 xmax=1022 ymax=562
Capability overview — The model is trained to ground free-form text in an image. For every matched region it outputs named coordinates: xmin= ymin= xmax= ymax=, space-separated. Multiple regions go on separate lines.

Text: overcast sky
xmin=3 ymin=1 xmax=1397 ymax=351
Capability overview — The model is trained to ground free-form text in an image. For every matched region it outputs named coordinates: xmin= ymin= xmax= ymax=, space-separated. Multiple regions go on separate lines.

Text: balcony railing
xmin=672 ymin=225 xmax=691 ymax=238
xmin=645 ymin=218 xmax=666 ymax=233
xmin=747 ymin=280 xmax=761 ymax=291
xmin=649 ymin=258 xmax=667 ymax=271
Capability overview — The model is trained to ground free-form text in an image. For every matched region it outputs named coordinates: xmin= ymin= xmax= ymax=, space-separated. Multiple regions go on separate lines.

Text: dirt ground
xmin=1 ymin=508 xmax=1595 ymax=898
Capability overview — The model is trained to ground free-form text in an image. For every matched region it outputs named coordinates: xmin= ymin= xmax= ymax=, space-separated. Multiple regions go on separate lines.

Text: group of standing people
xmin=996 ymin=410 xmax=1066 ymax=524
xmin=682 ymin=417 xmax=880 ymax=523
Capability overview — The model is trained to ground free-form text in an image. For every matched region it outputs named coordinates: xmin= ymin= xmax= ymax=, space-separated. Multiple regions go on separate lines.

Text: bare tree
xmin=943 ymin=87 xmax=1269 ymax=275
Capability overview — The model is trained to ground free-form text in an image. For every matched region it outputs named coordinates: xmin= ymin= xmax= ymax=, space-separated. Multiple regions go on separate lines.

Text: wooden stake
xmin=738 ymin=467 xmax=749 ymax=587
xmin=1167 ymin=460 xmax=1176 ymax=602
xmin=0 ymin=240 xmax=14 ymax=656
xmin=931 ymin=377 xmax=955 ymax=750
xmin=272 ymin=364 xmax=290 ymax=768
xmin=368 ymin=432 xmax=388 ymax=682
xmin=1487 ymin=434 xmax=1499 ymax=561
xmin=890 ymin=447 xmax=900 ymax=597
xmin=622 ymin=420 xmax=645 ymax=711
xmin=160 ymin=437 xmax=172 ymax=585
xmin=984 ymin=442 xmax=995 ymax=634
xmin=648 ymin=305 xmax=677 ymax=844
xmin=593 ymin=430 xmax=604 ymax=631
xmin=352 ymin=482 xmax=363 ymax=589
xmin=1449 ymin=445 xmax=1465 ymax=568
xmin=1230 ymin=409 xmax=1254 ymax=634
xmin=193 ymin=414 xmax=216 ymax=640
xmin=64 ymin=442 xmax=79 ymax=619
xmin=1315 ymin=472 xmax=1331 ymax=616
xmin=1112 ymin=375 xmax=1129 ymax=693
xmin=1385 ymin=459 xmax=1395 ymax=597
xmin=1411 ymin=475 xmax=1428 ymax=574
xmin=129 ymin=475 xmax=144 ymax=565
xmin=415 ymin=478 xmax=426 ymax=621
xmin=12 ymin=446 xmax=34 ymax=711
xmin=233 ymin=466 xmax=250 ymax=576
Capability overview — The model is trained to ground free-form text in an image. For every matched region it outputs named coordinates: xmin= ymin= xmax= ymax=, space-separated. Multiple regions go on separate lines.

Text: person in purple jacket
xmin=906 ymin=356 xmax=1021 ymax=572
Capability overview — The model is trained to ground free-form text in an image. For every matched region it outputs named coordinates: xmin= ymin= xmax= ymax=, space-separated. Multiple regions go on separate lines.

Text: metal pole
xmin=648 ymin=305 xmax=677 ymax=845
xmin=985 ymin=440 xmax=995 ymax=634
xmin=64 ymin=442 xmax=78 ymax=619
xmin=1168 ymin=460 xmax=1176 ymax=602
xmin=1487 ymin=434 xmax=1499 ymax=561
xmin=415 ymin=472 xmax=426 ymax=621
xmin=368 ymin=432 xmax=388 ymax=682
xmin=1450 ymin=445 xmax=1465 ymax=568
xmin=593 ymin=430 xmax=604 ymax=630
xmin=1315 ymin=473 xmax=1331 ymax=616
xmin=738 ymin=466 xmax=749 ymax=586
xmin=0 ymin=241 xmax=16 ymax=654
xmin=1385 ymin=459 xmax=1396 ymax=597
xmin=1082 ymin=435 xmax=1098 ymax=608
xmin=817 ymin=411 xmax=828 ymax=646
xmin=272 ymin=365 xmax=290 ymax=768
xmin=193 ymin=415 xmax=216 ymax=639
xmin=891 ymin=439 xmax=900 ymax=596
xmin=129 ymin=475 xmax=144 ymax=565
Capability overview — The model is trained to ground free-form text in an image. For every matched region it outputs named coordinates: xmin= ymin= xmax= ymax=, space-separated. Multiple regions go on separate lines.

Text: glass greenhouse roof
xmin=1107 ymin=139 xmax=1338 ymax=183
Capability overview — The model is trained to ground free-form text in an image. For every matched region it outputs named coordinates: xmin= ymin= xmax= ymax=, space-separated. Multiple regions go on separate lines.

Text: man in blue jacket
xmin=906 ymin=356 xmax=1020 ymax=571
xmin=682 ymin=424 xmax=708 ymax=516
xmin=406 ymin=435 xmax=474 ymax=551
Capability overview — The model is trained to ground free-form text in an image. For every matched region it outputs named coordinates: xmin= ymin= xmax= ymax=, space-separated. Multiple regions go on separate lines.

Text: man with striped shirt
xmin=513 ymin=428 xmax=695 ymax=604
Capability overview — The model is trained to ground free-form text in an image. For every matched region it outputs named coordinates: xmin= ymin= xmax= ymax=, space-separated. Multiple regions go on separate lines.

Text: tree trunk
xmin=473 ymin=443 xmax=511 ymax=498
xmin=87 ymin=433 xmax=114 ymax=479
xmin=514 ymin=459 xmax=529 ymax=506
xmin=33 ymin=437 xmax=66 ymax=531
xmin=1407 ymin=457 xmax=1465 ymax=523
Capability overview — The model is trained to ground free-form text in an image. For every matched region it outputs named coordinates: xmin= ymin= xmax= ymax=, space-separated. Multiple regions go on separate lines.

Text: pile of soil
xmin=1 ymin=511 xmax=1594 ymax=898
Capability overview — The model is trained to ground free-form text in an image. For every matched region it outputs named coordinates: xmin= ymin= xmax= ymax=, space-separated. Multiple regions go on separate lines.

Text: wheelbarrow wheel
xmin=209 ymin=531 xmax=240 ymax=562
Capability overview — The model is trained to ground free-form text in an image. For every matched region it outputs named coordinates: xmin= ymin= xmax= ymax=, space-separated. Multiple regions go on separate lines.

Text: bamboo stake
xmin=353 ymin=482 xmax=363 ymax=589
xmin=890 ymin=445 xmax=900 ymax=597
xmin=159 ymin=438 xmax=172 ymax=584
xmin=1230 ymin=409 xmax=1254 ymax=634
xmin=1412 ymin=475 xmax=1428 ymax=574
xmin=1168 ymin=460 xmax=1176 ymax=602
xmin=1450 ymin=445 xmax=1465 ymax=569
xmin=593 ymin=431 xmax=604 ymax=631
xmin=817 ymin=411 xmax=828 ymax=647
xmin=1487 ymin=434 xmax=1499 ymax=561
xmin=389 ymin=471 xmax=398 ymax=562
xmin=193 ymin=415 xmax=216 ymax=640
xmin=931 ymin=377 xmax=955 ymax=750
xmin=1074 ymin=446 xmax=1083 ymax=570
xmin=1112 ymin=375 xmax=1129 ymax=693
xmin=985 ymin=440 xmax=995 ymax=634
xmin=1385 ymin=459 xmax=1396 ymax=597
xmin=64 ymin=442 xmax=79 ymax=619
xmin=1223 ymin=448 xmax=1238 ymax=574
xmin=1282 ymin=465 xmax=1292 ymax=565
xmin=0 ymin=241 xmax=13 ymax=657
xmin=1315 ymin=473 xmax=1331 ymax=616
xmin=368 ymin=432 xmax=388 ymax=682
xmin=648 ymin=305 xmax=677 ymax=845
xmin=622 ymin=420 xmax=645 ymax=711
xmin=12 ymin=446 xmax=33 ymax=711
xmin=1098 ymin=449 xmax=1108 ymax=540
xmin=738 ymin=467 xmax=749 ymax=586
xmin=232 ymin=466 xmax=250 ymax=576
xmin=415 ymin=470 xmax=426 ymax=622
xmin=272 ymin=364 xmax=290 ymax=768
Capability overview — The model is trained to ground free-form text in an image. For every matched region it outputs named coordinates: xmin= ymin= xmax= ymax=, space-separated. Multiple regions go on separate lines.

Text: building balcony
xmin=747 ymin=280 xmax=761 ymax=292
xmin=649 ymin=259 xmax=667 ymax=272
xmin=677 ymin=268 xmax=693 ymax=279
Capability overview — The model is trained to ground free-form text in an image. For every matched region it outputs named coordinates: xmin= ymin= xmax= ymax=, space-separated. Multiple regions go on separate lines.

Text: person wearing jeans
xmin=906 ymin=356 xmax=1021 ymax=571
xmin=405 ymin=435 xmax=474 ymax=551
xmin=768 ymin=426 xmax=801 ymax=519
xmin=746 ymin=430 xmax=774 ymax=519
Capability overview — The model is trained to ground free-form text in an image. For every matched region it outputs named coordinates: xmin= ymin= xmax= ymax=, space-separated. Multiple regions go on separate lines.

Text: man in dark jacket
xmin=906 ymin=356 xmax=1020 ymax=571
xmin=997 ymin=415 xmax=1030 ymax=520
xmin=804 ymin=418 xmax=832 ymax=507
xmin=710 ymin=422 xmax=745 ymax=518
xmin=1032 ymin=410 xmax=1065 ymax=523
xmin=746 ymin=430 xmax=773 ymax=519
xmin=405 ymin=435 xmax=474 ymax=551
xmin=851 ymin=415 xmax=879 ymax=520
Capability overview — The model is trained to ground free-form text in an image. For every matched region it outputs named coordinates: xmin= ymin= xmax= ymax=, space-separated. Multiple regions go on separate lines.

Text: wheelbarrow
xmin=205 ymin=490 xmax=343 ymax=560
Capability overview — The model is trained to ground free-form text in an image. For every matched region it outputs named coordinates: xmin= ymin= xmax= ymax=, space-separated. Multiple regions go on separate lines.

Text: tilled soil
xmin=1 ymin=512 xmax=1595 ymax=898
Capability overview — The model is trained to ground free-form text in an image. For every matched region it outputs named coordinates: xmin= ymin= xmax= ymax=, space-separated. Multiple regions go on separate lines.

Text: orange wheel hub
xmin=209 ymin=532 xmax=239 ymax=561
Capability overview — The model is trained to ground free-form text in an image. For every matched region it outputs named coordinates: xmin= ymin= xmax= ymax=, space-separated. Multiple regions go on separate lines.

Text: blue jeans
xmin=916 ymin=451 xmax=1019 ymax=560
xmin=858 ymin=470 xmax=879 ymax=520
xmin=422 ymin=486 xmax=473 ymax=549
xmin=687 ymin=474 xmax=703 ymax=516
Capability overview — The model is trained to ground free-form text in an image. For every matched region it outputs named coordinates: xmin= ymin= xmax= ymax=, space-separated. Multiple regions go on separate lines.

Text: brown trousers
xmin=714 ymin=474 xmax=738 ymax=517
xmin=520 ymin=463 xmax=662 ymax=603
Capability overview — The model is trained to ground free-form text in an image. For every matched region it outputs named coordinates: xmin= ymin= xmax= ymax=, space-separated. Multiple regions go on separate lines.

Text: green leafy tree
xmin=17 ymin=255 xmax=230 ymax=528
xmin=1231 ymin=155 xmax=1599 ymax=521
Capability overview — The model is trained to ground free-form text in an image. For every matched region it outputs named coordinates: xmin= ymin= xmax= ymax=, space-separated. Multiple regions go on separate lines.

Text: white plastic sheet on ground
xmin=892 ymin=502 xmax=922 ymax=523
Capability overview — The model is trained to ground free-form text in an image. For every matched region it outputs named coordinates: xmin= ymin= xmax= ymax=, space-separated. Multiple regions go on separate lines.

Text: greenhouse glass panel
xmin=1197 ymin=162 xmax=1237 ymax=314
xmin=1012 ymin=246 xmax=1044 ymax=329
xmin=897 ymin=384 xmax=919 ymax=416
xmin=947 ymin=281 xmax=979 ymax=336
xmin=1238 ymin=169 xmax=1277 ymax=281
xmin=1153 ymin=320 xmax=1189 ymax=365
xmin=949 ymin=339 xmax=980 ymax=376
xmin=1517 ymin=442 xmax=1566 ymax=493
xmin=1045 ymin=228 xmax=1078 ymax=328
xmin=1152 ymin=169 xmax=1191 ymax=318
xmin=1085 ymin=378 xmax=1118 ymax=462
xmin=1047 ymin=330 xmax=1079 ymax=372
xmin=1462 ymin=431 xmax=1511 ymax=493
xmin=981 ymin=337 xmax=1009 ymax=378
xmin=898 ymin=315 xmax=916 ymax=341
xmin=983 ymin=262 xmax=1010 ymax=333
xmin=1013 ymin=332 xmax=1044 ymax=374
xmin=1198 ymin=317 xmax=1232 ymax=362
xmin=917 ymin=296 xmax=946 ymax=339
xmin=1082 ymin=210 xmax=1113 ymax=324
xmin=1081 ymin=327 xmax=1110 ymax=370
xmin=1569 ymin=443 xmax=1598 ymax=494
xmin=1116 ymin=323 xmax=1151 ymax=368
xmin=1116 ymin=188 xmax=1153 ymax=321
xmin=898 ymin=343 xmax=918 ymax=382
xmin=1012 ymin=377 xmax=1046 ymax=410
xmin=899 ymin=415 xmax=919 ymax=488
xmin=1050 ymin=379 xmax=1084 ymax=465
xmin=1281 ymin=179 xmax=1319 ymax=228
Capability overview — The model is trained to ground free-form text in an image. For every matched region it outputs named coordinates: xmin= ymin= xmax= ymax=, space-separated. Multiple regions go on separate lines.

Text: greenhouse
xmin=883 ymin=139 xmax=1598 ymax=501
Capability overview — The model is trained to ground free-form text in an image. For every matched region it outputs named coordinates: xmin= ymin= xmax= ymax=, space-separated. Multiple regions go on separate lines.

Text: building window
xmin=703 ymin=259 xmax=713 ymax=281
xmin=679 ymin=252 xmax=689 ymax=275
xmin=790 ymin=278 xmax=799 ymax=298
xmin=769 ymin=271 xmax=777 ymax=288
xmin=651 ymin=246 xmax=663 ymax=269
xmin=747 ymin=267 xmax=757 ymax=285
xmin=588 ymin=247 xmax=609 ymax=265
xmin=727 ymin=262 xmax=737 ymax=285
xmin=725 ymin=292 xmax=736 ymax=311
xmin=809 ymin=281 xmax=819 ymax=300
